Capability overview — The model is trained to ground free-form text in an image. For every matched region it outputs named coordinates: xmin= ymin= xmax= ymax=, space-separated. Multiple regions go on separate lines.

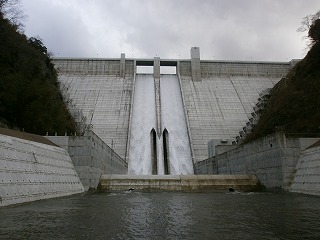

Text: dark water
xmin=0 ymin=191 xmax=319 ymax=240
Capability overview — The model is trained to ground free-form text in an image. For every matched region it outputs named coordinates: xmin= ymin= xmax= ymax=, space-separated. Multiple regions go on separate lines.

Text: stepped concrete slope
xmin=0 ymin=131 xmax=84 ymax=207
xmin=52 ymin=48 xmax=294 ymax=173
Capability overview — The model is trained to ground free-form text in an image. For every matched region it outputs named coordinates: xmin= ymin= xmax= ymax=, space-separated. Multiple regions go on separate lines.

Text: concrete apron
xmin=97 ymin=174 xmax=262 ymax=192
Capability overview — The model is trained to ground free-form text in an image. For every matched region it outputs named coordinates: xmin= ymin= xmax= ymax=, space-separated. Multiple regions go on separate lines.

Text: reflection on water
xmin=0 ymin=191 xmax=320 ymax=240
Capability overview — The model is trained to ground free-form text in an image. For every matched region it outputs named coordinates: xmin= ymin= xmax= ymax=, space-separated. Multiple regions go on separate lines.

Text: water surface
xmin=0 ymin=191 xmax=319 ymax=240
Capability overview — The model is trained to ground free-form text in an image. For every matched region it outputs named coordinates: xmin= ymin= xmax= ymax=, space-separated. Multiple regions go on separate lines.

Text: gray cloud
xmin=22 ymin=0 xmax=319 ymax=61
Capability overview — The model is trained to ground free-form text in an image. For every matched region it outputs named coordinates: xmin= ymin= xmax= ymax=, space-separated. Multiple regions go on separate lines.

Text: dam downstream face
xmin=128 ymin=74 xmax=193 ymax=175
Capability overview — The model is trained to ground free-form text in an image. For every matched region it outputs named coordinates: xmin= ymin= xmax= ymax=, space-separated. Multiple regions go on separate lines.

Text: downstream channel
xmin=1 ymin=191 xmax=319 ymax=239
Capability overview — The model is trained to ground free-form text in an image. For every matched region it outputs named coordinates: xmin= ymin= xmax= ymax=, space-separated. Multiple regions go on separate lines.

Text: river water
xmin=0 ymin=191 xmax=319 ymax=240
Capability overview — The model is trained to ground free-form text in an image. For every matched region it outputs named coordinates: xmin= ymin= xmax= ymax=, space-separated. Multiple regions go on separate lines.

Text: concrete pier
xmin=97 ymin=174 xmax=262 ymax=192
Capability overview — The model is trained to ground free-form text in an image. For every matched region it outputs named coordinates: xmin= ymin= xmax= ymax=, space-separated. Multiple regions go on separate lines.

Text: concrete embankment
xmin=0 ymin=130 xmax=84 ymax=207
xmin=195 ymin=131 xmax=320 ymax=196
xmin=46 ymin=130 xmax=128 ymax=191
xmin=290 ymin=142 xmax=320 ymax=196
xmin=97 ymin=174 xmax=262 ymax=192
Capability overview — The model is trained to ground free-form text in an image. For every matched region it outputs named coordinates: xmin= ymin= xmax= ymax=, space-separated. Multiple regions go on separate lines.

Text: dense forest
xmin=0 ymin=6 xmax=77 ymax=135
xmin=244 ymin=15 xmax=320 ymax=143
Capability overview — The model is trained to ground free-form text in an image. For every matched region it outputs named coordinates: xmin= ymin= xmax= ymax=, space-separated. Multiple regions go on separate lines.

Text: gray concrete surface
xmin=195 ymin=132 xmax=320 ymax=192
xmin=0 ymin=133 xmax=84 ymax=207
xmin=290 ymin=144 xmax=320 ymax=196
xmin=98 ymin=174 xmax=261 ymax=192
xmin=46 ymin=130 xmax=127 ymax=190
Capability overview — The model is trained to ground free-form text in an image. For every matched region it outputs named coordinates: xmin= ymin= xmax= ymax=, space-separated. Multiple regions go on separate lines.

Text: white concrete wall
xmin=46 ymin=130 xmax=127 ymax=190
xmin=290 ymin=145 xmax=320 ymax=196
xmin=0 ymin=134 xmax=84 ymax=207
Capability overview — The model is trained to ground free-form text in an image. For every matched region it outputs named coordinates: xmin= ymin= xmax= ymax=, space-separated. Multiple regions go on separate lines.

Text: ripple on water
xmin=0 ymin=192 xmax=319 ymax=240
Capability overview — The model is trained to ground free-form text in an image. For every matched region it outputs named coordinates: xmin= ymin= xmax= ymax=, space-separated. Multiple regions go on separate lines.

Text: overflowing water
xmin=128 ymin=74 xmax=193 ymax=175
xmin=0 ymin=191 xmax=319 ymax=240
xmin=128 ymin=74 xmax=157 ymax=174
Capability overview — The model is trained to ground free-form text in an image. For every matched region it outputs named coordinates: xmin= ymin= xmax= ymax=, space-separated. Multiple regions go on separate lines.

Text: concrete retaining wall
xmin=0 ymin=134 xmax=84 ymax=207
xmin=46 ymin=130 xmax=128 ymax=190
xmin=98 ymin=174 xmax=262 ymax=192
xmin=195 ymin=132 xmax=320 ymax=191
xmin=290 ymin=144 xmax=320 ymax=196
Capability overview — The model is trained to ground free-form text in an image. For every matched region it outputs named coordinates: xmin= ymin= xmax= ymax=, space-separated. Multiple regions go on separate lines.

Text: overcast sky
xmin=21 ymin=0 xmax=319 ymax=61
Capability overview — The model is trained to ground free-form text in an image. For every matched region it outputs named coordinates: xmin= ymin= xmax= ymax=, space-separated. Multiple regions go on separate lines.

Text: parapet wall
xmin=52 ymin=58 xmax=135 ymax=76
xmin=179 ymin=60 xmax=291 ymax=77
xmin=46 ymin=130 xmax=128 ymax=190
xmin=0 ymin=133 xmax=84 ymax=207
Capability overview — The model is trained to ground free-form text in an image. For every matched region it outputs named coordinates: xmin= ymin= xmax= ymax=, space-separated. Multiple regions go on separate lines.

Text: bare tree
xmin=0 ymin=0 xmax=25 ymax=30
xmin=297 ymin=10 xmax=320 ymax=48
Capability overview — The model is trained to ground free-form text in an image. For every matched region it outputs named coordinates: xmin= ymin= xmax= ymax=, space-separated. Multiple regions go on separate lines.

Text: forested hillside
xmin=0 ymin=11 xmax=77 ymax=135
xmin=244 ymin=41 xmax=320 ymax=143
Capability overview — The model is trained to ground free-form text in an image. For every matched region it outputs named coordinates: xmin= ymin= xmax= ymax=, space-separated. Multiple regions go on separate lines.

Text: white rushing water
xmin=160 ymin=75 xmax=193 ymax=175
xmin=128 ymin=74 xmax=193 ymax=175
xmin=128 ymin=74 xmax=157 ymax=174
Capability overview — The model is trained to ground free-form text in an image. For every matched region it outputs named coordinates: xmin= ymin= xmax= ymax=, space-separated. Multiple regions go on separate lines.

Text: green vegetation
xmin=0 ymin=9 xmax=77 ymax=135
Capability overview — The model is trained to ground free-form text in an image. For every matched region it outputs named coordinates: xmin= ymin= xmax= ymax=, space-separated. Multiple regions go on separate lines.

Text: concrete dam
xmin=53 ymin=47 xmax=295 ymax=175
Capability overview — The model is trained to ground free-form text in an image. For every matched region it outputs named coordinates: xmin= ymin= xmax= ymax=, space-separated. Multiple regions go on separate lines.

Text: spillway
xmin=128 ymin=74 xmax=193 ymax=175
xmin=128 ymin=74 xmax=157 ymax=174
xmin=160 ymin=74 xmax=193 ymax=175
